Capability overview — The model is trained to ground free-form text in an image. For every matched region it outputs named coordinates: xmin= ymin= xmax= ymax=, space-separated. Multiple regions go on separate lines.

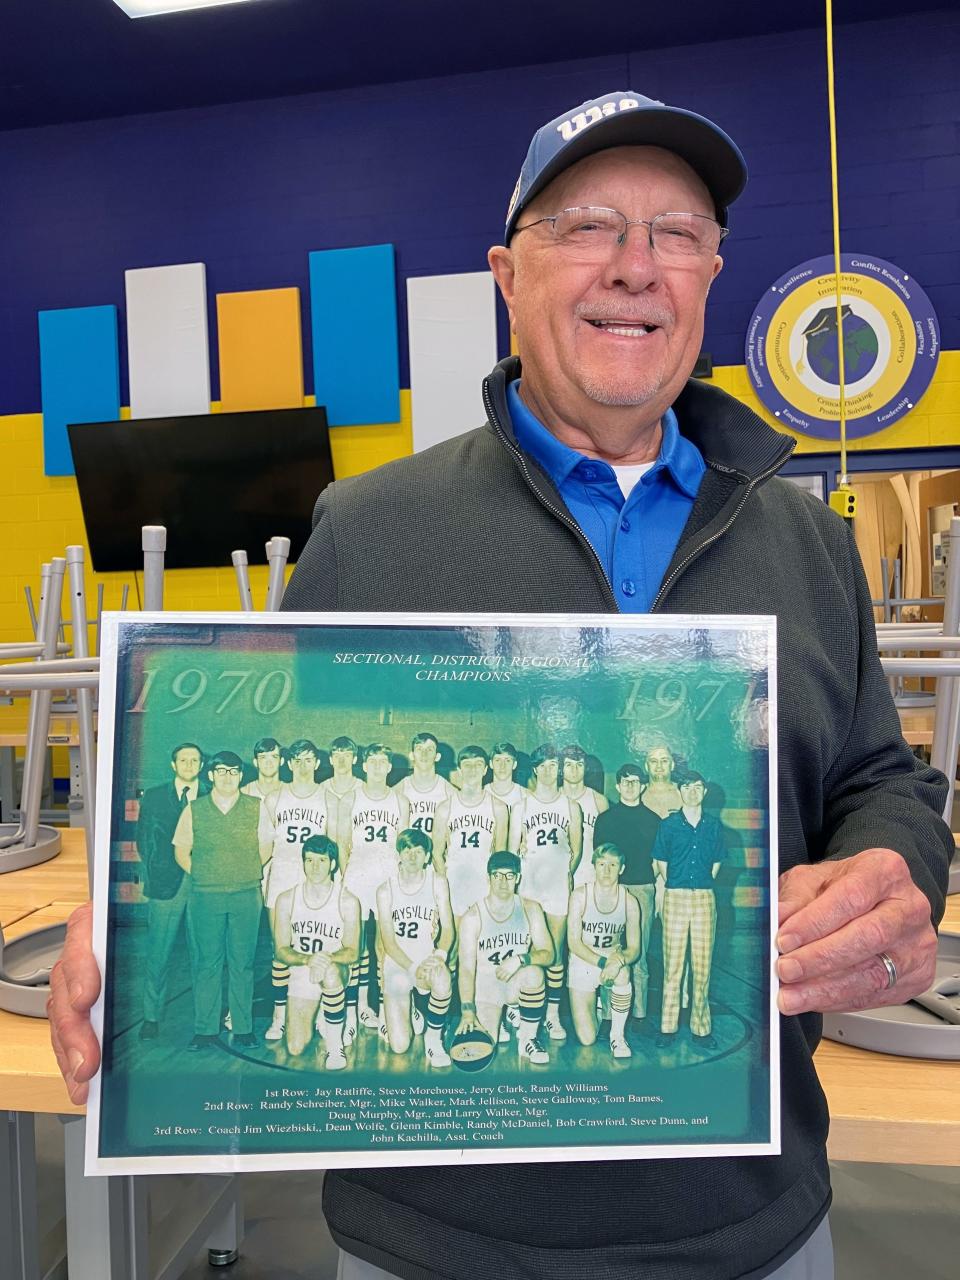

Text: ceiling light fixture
xmin=113 ymin=0 xmax=267 ymax=18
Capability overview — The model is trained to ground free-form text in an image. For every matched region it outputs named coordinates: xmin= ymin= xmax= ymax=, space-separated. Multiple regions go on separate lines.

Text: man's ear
xmin=488 ymin=244 xmax=517 ymax=329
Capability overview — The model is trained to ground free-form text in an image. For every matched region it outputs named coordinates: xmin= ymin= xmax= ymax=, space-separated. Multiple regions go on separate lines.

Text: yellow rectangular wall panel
xmin=216 ymin=288 xmax=304 ymax=413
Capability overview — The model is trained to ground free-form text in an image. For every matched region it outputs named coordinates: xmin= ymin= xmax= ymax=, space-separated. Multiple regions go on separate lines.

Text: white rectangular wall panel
xmin=407 ymin=272 xmax=498 ymax=453
xmin=125 ymin=262 xmax=211 ymax=419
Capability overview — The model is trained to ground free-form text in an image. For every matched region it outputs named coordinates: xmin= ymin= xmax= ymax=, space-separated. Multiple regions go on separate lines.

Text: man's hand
xmin=600 ymin=953 xmax=625 ymax=987
xmin=776 ymin=847 xmax=937 ymax=1015
xmin=308 ymin=953 xmax=332 ymax=984
xmin=495 ymin=954 xmax=522 ymax=983
xmin=455 ymin=1010 xmax=478 ymax=1035
xmin=47 ymin=901 xmax=102 ymax=1105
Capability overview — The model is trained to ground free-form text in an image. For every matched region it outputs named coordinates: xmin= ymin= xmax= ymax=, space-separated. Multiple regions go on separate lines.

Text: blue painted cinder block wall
xmin=0 ymin=11 xmax=956 ymax=416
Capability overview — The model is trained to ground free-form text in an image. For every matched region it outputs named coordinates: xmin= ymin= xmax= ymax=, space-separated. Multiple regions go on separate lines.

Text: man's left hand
xmin=776 ymin=847 xmax=937 ymax=1015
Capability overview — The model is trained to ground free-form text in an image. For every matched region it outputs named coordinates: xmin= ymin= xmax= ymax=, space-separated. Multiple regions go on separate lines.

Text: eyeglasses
xmin=212 ymin=766 xmax=242 ymax=777
xmin=491 ymin=871 xmax=518 ymax=882
xmin=513 ymin=207 xmax=727 ymax=264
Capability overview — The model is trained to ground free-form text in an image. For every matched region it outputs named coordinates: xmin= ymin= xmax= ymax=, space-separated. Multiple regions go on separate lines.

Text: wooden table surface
xmin=1 ymin=831 xmax=958 ymax=1159
xmin=897 ymin=706 xmax=936 ymax=747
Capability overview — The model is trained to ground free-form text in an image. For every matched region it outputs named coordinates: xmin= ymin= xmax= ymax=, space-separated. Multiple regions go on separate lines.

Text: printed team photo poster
xmin=87 ymin=612 xmax=779 ymax=1174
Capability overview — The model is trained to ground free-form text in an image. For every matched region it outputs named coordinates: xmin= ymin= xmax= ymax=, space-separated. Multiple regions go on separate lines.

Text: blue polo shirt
xmin=652 ymin=809 xmax=726 ymax=889
xmin=508 ymin=379 xmax=705 ymax=611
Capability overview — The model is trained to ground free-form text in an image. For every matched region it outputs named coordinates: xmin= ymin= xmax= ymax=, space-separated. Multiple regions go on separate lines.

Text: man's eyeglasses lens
xmin=492 ymin=871 xmax=518 ymax=881
xmin=541 ymin=208 xmax=723 ymax=263
xmin=213 ymin=767 xmax=242 ymax=777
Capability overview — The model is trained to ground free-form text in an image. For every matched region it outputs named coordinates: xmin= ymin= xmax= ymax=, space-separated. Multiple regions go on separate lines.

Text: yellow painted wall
xmin=711 ymin=348 xmax=960 ymax=454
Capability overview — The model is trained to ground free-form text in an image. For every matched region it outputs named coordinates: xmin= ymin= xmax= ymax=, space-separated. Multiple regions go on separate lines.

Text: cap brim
xmin=507 ymin=105 xmax=747 ymax=239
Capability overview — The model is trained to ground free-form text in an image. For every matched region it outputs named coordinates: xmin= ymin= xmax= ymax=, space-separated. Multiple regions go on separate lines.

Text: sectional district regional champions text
xmin=332 ymin=652 xmax=592 ymax=682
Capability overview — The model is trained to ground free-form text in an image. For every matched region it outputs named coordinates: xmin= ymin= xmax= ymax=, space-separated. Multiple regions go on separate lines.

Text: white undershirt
xmin=610 ymin=462 xmax=654 ymax=500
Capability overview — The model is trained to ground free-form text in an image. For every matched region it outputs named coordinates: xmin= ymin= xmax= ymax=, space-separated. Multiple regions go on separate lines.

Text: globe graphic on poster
xmin=802 ymin=305 xmax=879 ymax=385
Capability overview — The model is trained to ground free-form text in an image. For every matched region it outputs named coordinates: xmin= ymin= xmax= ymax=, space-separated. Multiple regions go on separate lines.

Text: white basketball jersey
xmin=399 ymin=774 xmax=448 ymax=836
xmin=350 ymin=789 xmax=402 ymax=858
xmin=262 ymin=785 xmax=329 ymax=869
xmin=579 ymin=884 xmax=626 ymax=956
xmin=571 ymin=788 xmax=601 ymax=886
xmin=476 ymin=897 xmax=531 ymax=974
xmin=289 ymin=883 xmax=345 ymax=957
xmin=446 ymin=792 xmax=496 ymax=917
xmin=385 ymin=871 xmax=439 ymax=963
xmin=519 ymin=792 xmax=572 ymax=898
xmin=485 ymin=780 xmax=525 ymax=811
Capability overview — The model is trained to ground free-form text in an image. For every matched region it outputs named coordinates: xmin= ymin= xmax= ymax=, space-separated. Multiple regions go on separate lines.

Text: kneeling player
xmin=376 ymin=828 xmax=455 ymax=1068
xmin=567 ymin=842 xmax=641 ymax=1060
xmin=456 ymin=851 xmax=554 ymax=1064
xmin=274 ymin=835 xmax=360 ymax=1070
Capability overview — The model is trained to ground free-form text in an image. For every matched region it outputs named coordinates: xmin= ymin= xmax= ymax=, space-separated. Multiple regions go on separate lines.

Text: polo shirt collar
xmin=507 ymin=377 xmax=700 ymax=497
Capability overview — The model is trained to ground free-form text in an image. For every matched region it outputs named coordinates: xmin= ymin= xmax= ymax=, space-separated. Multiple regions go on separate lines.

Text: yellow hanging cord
xmin=825 ymin=0 xmax=848 ymax=488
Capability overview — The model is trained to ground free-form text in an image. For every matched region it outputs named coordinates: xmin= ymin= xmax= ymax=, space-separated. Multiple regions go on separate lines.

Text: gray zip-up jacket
xmin=283 ymin=355 xmax=951 ymax=1280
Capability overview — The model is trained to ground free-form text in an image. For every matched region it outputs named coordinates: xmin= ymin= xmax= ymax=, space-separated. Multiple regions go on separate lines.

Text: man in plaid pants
xmin=652 ymin=770 xmax=725 ymax=1049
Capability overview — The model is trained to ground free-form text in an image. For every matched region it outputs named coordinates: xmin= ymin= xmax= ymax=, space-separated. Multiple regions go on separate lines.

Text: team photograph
xmin=89 ymin=614 xmax=777 ymax=1169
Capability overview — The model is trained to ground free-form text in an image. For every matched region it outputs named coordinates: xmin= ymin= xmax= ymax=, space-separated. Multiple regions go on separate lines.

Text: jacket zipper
xmin=650 ymin=452 xmax=790 ymax=611
xmin=482 ymin=379 xmax=619 ymax=610
xmin=483 ymin=376 xmax=791 ymax=616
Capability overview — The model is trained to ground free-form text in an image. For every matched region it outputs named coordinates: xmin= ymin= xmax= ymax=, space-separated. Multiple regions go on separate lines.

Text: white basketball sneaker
xmin=505 ymin=1004 xmax=521 ymax=1029
xmin=498 ymin=1021 xmax=511 ymax=1044
xmin=412 ymin=1003 xmax=425 ymax=1036
xmin=264 ymin=1006 xmax=286 ymax=1042
xmin=543 ymin=1013 xmax=567 ymax=1042
xmin=518 ymin=1035 xmax=549 ymax=1065
xmin=425 ymin=1032 xmax=451 ymax=1068
xmin=358 ymin=1004 xmax=379 ymax=1030
xmin=325 ymin=1047 xmax=347 ymax=1071
xmin=610 ymin=1036 xmax=632 ymax=1060
xmin=223 ymin=1010 xmax=232 ymax=1032
xmin=343 ymin=1009 xmax=358 ymax=1046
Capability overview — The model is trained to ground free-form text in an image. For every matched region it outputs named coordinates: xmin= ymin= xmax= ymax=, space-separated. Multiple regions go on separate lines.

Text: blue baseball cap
xmin=504 ymin=90 xmax=748 ymax=242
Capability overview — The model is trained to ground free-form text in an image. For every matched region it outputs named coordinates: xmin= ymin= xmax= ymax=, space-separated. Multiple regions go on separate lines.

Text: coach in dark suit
xmin=136 ymin=742 xmax=206 ymax=1039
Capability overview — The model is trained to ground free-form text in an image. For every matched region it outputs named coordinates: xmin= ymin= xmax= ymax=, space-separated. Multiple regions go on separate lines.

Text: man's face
xmin=489 ymin=146 xmax=722 ymax=423
xmin=534 ymin=757 xmax=559 ymax=788
xmin=491 ymin=752 xmax=516 ymax=781
xmin=398 ymin=841 xmax=429 ymax=875
xmin=289 ymin=750 xmax=318 ymax=784
xmin=489 ymin=867 xmax=519 ymax=900
xmin=172 ymin=748 xmax=201 ymax=784
xmin=616 ymin=772 xmax=642 ymax=805
xmin=209 ymin=762 xmax=242 ymax=797
xmin=330 ymin=746 xmax=357 ymax=775
xmin=411 ymin=739 xmax=440 ymax=771
xmin=594 ymin=852 xmax=624 ymax=887
xmin=562 ymin=756 xmax=585 ymax=785
xmin=679 ymin=779 xmax=706 ymax=806
xmin=254 ymin=748 xmax=280 ymax=779
xmin=364 ymin=752 xmax=391 ymax=783
xmin=645 ymin=748 xmax=674 ymax=781
xmin=459 ymin=755 xmax=487 ymax=788
xmin=303 ymin=849 xmax=334 ymax=883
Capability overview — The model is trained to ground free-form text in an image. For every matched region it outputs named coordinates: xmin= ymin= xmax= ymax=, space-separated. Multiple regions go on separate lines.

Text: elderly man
xmin=51 ymin=89 xmax=951 ymax=1280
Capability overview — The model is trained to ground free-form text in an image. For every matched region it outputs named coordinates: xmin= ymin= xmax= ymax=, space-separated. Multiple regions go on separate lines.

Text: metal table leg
xmin=61 ymin=1116 xmax=243 ymax=1280
xmin=1 ymin=1111 xmax=40 ymax=1280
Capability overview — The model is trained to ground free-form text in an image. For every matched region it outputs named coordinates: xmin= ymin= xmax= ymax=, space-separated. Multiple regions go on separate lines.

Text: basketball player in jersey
xmin=395 ymin=732 xmax=456 ymax=839
xmin=376 ymin=828 xmax=454 ymax=1067
xmin=508 ymin=744 xmax=582 ymax=1041
xmin=274 ymin=834 xmax=360 ymax=1070
xmin=567 ymin=842 xmax=641 ymax=1059
xmin=433 ymin=746 xmax=508 ymax=920
xmin=341 ymin=744 xmax=410 ymax=1028
xmin=456 ymin=851 xmax=554 ymax=1064
xmin=259 ymin=739 xmax=333 ymax=1041
xmin=323 ymin=736 xmax=360 ymax=806
xmin=241 ymin=737 xmax=283 ymax=802
xmin=485 ymin=741 xmax=525 ymax=812
xmin=561 ymin=744 xmax=609 ymax=887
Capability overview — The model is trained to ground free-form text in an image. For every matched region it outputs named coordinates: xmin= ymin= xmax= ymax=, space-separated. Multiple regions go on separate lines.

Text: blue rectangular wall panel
xmin=38 ymin=305 xmax=120 ymax=476
xmin=309 ymin=244 xmax=400 ymax=426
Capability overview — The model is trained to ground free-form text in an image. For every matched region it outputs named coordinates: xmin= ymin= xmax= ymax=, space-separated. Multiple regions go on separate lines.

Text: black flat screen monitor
xmin=68 ymin=407 xmax=334 ymax=572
